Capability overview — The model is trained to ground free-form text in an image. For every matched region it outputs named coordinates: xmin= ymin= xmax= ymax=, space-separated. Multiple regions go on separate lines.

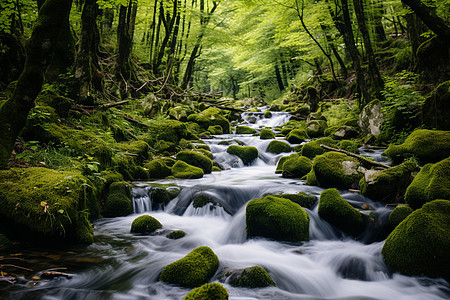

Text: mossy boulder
xmin=154 ymin=140 xmax=176 ymax=153
xmin=168 ymin=106 xmax=189 ymax=122
xmin=306 ymin=120 xmax=328 ymax=138
xmin=286 ymin=129 xmax=309 ymax=144
xmin=193 ymin=194 xmax=215 ymax=208
xmin=208 ymin=125 xmax=223 ymax=135
xmin=382 ymin=200 xmax=450 ymax=280
xmin=103 ymin=181 xmax=133 ymax=217
xmin=246 ymin=196 xmax=309 ymax=242
xmin=318 ymin=189 xmax=364 ymax=236
xmin=188 ymin=107 xmax=231 ymax=134
xmin=312 ymin=152 xmax=365 ymax=189
xmin=275 ymin=154 xmax=296 ymax=174
xmin=0 ymin=168 xmax=95 ymax=244
xmin=167 ymin=230 xmax=186 ymax=239
xmin=404 ymin=158 xmax=450 ymax=209
xmin=159 ymin=246 xmax=220 ymax=287
xmin=116 ymin=141 xmax=150 ymax=164
xmin=339 ymin=140 xmax=359 ymax=154
xmin=196 ymin=149 xmax=213 ymax=160
xmin=196 ymin=144 xmax=211 ymax=151
xmin=264 ymin=110 xmax=272 ymax=118
xmin=333 ymin=125 xmax=358 ymax=139
xmin=277 ymin=192 xmax=317 ymax=209
xmin=301 ymin=137 xmax=337 ymax=159
xmin=226 ymin=145 xmax=258 ymax=165
xmin=150 ymin=188 xmax=171 ymax=210
xmin=236 ymin=126 xmax=257 ymax=134
xmin=360 ymin=161 xmax=417 ymax=203
xmin=383 ymin=129 xmax=450 ymax=164
xmin=388 ymin=205 xmax=413 ymax=228
xmin=171 ymin=161 xmax=204 ymax=179
xmin=147 ymin=119 xmax=189 ymax=144
xmin=176 ymin=150 xmax=213 ymax=174
xmin=226 ymin=266 xmax=275 ymax=288
xmin=359 ymin=99 xmax=384 ymax=136
xmin=184 ymin=283 xmax=229 ymax=300
xmin=281 ymin=155 xmax=312 ymax=178
xmin=144 ymin=159 xmax=172 ymax=179
xmin=260 ymin=129 xmax=275 ymax=139
xmin=130 ymin=215 xmax=162 ymax=234
xmin=266 ymin=140 xmax=291 ymax=154
xmin=422 ymin=81 xmax=450 ymax=130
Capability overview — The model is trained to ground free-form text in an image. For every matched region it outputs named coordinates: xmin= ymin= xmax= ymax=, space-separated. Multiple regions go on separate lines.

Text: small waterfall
xmin=241 ymin=108 xmax=292 ymax=130
xmin=132 ymin=187 xmax=153 ymax=213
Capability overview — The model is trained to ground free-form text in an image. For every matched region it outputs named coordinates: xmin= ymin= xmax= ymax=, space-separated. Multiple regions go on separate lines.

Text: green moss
xmin=196 ymin=149 xmax=213 ymax=159
xmin=324 ymin=125 xmax=340 ymax=137
xmin=171 ymin=161 xmax=204 ymax=179
xmin=228 ymin=266 xmax=275 ymax=288
xmin=184 ymin=283 xmax=229 ymax=300
xmin=196 ymin=144 xmax=211 ymax=151
xmin=131 ymin=215 xmax=162 ymax=234
xmin=218 ymin=139 xmax=245 ymax=146
xmin=388 ymin=205 xmax=413 ymax=228
xmin=103 ymin=181 xmax=133 ymax=217
xmin=383 ymin=129 xmax=450 ymax=164
xmin=0 ymin=167 xmax=95 ymax=244
xmin=282 ymin=155 xmax=312 ymax=178
xmin=275 ymin=154 xmax=296 ymax=174
xmin=404 ymin=158 xmax=450 ymax=209
xmin=212 ymin=166 xmax=222 ymax=172
xmin=144 ymin=159 xmax=172 ymax=179
xmin=266 ymin=140 xmax=291 ymax=154
xmin=179 ymin=139 xmax=194 ymax=149
xmin=286 ymin=129 xmax=309 ymax=144
xmin=154 ymin=140 xmax=176 ymax=153
xmin=208 ymin=125 xmax=223 ymax=135
xmin=277 ymin=192 xmax=317 ymax=209
xmin=227 ymin=145 xmax=258 ymax=165
xmin=382 ymin=200 xmax=450 ymax=280
xmin=176 ymin=150 xmax=213 ymax=174
xmin=35 ymin=92 xmax=73 ymax=118
xmin=167 ymin=230 xmax=186 ymax=239
xmin=150 ymin=188 xmax=171 ymax=209
xmin=148 ymin=119 xmax=189 ymax=144
xmin=339 ymin=140 xmax=359 ymax=154
xmin=236 ymin=126 xmax=257 ymax=134
xmin=301 ymin=137 xmax=337 ymax=159
xmin=360 ymin=161 xmax=417 ymax=203
xmin=21 ymin=105 xmax=60 ymax=139
xmin=422 ymin=81 xmax=450 ymax=130
xmin=264 ymin=111 xmax=272 ymax=118
xmin=246 ymin=196 xmax=309 ymax=242
xmin=318 ymin=189 xmax=364 ymax=236
xmin=332 ymin=126 xmax=358 ymax=140
xmin=260 ymin=129 xmax=275 ymax=140
xmin=188 ymin=107 xmax=231 ymax=134
xmin=117 ymin=141 xmax=149 ymax=164
xmin=193 ymin=194 xmax=214 ymax=208
xmin=312 ymin=152 xmax=364 ymax=189
xmin=306 ymin=120 xmax=328 ymax=138
xmin=159 ymin=246 xmax=220 ymax=287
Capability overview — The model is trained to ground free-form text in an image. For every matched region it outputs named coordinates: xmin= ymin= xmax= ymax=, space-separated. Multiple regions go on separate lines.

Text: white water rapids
xmin=5 ymin=108 xmax=449 ymax=299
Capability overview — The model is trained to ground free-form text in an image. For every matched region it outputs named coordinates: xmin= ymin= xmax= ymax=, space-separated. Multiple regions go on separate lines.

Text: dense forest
xmin=0 ymin=0 xmax=449 ymax=298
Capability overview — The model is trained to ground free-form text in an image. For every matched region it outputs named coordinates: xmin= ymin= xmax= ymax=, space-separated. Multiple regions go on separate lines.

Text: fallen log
xmin=319 ymin=144 xmax=391 ymax=169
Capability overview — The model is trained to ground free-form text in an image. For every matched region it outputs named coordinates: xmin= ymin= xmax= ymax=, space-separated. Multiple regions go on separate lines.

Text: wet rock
xmin=277 ymin=192 xmax=317 ymax=209
xmin=286 ymin=129 xmax=309 ymax=144
xmin=167 ymin=230 xmax=186 ymax=239
xmin=176 ymin=150 xmax=213 ymax=174
xmin=359 ymin=99 xmax=384 ymax=137
xmin=388 ymin=205 xmax=413 ymax=228
xmin=306 ymin=120 xmax=328 ymax=138
xmin=281 ymin=155 xmax=312 ymax=178
xmin=333 ymin=125 xmax=359 ymax=139
xmin=184 ymin=283 xmax=228 ymax=300
xmin=220 ymin=266 xmax=275 ymax=288
xmin=236 ymin=126 xmax=257 ymax=134
xmin=130 ymin=215 xmax=162 ymax=234
xmin=104 ymin=181 xmax=133 ymax=218
xmin=171 ymin=161 xmax=204 ymax=179
xmin=267 ymin=140 xmax=291 ymax=154
xmin=226 ymin=145 xmax=258 ymax=165
xmin=150 ymin=188 xmax=171 ymax=210
xmin=260 ymin=128 xmax=275 ymax=140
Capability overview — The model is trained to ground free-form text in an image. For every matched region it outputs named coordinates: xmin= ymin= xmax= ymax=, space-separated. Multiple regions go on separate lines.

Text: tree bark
xmin=0 ymin=0 xmax=73 ymax=169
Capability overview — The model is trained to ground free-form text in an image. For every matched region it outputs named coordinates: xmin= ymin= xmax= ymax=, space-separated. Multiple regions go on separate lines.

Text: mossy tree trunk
xmin=0 ymin=0 xmax=73 ymax=169
xmin=73 ymin=0 xmax=104 ymax=105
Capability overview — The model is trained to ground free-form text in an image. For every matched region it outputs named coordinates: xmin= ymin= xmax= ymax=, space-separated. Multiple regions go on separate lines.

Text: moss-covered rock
xmin=306 ymin=120 xmax=328 ymax=138
xmin=159 ymin=246 xmax=220 ymax=287
xmin=171 ymin=161 xmax=204 ymax=179
xmin=382 ymin=200 xmax=450 ymax=280
xmin=286 ymin=129 xmax=309 ymax=144
xmin=312 ymin=152 xmax=365 ymax=189
xmin=227 ymin=266 xmax=275 ymax=288
xmin=188 ymin=107 xmax=231 ymax=134
xmin=196 ymin=149 xmax=213 ymax=160
xmin=176 ymin=150 xmax=213 ymax=174
xmin=196 ymin=144 xmax=211 ymax=151
xmin=0 ymin=168 xmax=95 ymax=244
xmin=281 ymin=155 xmax=312 ymax=178
xmin=208 ymin=125 xmax=223 ymax=135
xmin=103 ymin=181 xmax=133 ymax=217
xmin=304 ymin=168 xmax=319 ymax=186
xmin=388 ymin=205 xmax=413 ymax=228
xmin=184 ymin=283 xmax=229 ymax=300
xmin=260 ymin=129 xmax=275 ymax=140
xmin=193 ymin=194 xmax=215 ymax=208
xmin=277 ymin=192 xmax=317 ymax=209
xmin=116 ymin=141 xmax=150 ymax=164
xmin=246 ymin=196 xmax=309 ymax=242
xmin=167 ymin=230 xmax=186 ymax=239
xmin=154 ymin=140 xmax=176 ymax=153
xmin=266 ymin=140 xmax=291 ymax=154
xmin=404 ymin=158 xmax=450 ymax=209
xmin=35 ymin=91 xmax=74 ymax=118
xmin=318 ymin=189 xmax=364 ymax=236
xmin=301 ymin=137 xmax=337 ymax=159
xmin=333 ymin=125 xmax=358 ymax=139
xmin=226 ymin=145 xmax=258 ymax=165
xmin=150 ymin=188 xmax=171 ymax=210
xmin=339 ymin=140 xmax=359 ymax=154
xmin=422 ymin=81 xmax=450 ymax=130
xmin=147 ymin=119 xmax=190 ymax=144
xmin=236 ymin=126 xmax=257 ymax=134
xmin=275 ymin=154 xmax=296 ymax=174
xmin=130 ymin=215 xmax=162 ymax=234
xmin=383 ymin=129 xmax=450 ymax=164
xmin=144 ymin=159 xmax=172 ymax=179
xmin=360 ymin=161 xmax=417 ymax=203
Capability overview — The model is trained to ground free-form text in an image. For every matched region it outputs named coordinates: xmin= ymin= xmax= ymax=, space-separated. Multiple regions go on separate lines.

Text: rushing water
xmin=2 ymin=109 xmax=449 ymax=300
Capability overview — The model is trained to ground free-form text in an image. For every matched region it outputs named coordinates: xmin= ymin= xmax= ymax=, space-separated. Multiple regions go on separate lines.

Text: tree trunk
xmin=73 ymin=0 xmax=103 ymax=105
xmin=353 ymin=0 xmax=384 ymax=96
xmin=401 ymin=0 xmax=450 ymax=45
xmin=274 ymin=64 xmax=285 ymax=92
xmin=373 ymin=0 xmax=387 ymax=42
xmin=0 ymin=0 xmax=73 ymax=169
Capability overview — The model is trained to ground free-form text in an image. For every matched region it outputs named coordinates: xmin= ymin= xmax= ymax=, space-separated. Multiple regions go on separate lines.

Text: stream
xmin=3 ymin=108 xmax=449 ymax=299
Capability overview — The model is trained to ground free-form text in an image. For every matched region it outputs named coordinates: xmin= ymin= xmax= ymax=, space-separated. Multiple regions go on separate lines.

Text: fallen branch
xmin=204 ymin=102 xmax=244 ymax=112
xmin=320 ymin=144 xmax=391 ymax=169
xmin=100 ymin=100 xmax=130 ymax=109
